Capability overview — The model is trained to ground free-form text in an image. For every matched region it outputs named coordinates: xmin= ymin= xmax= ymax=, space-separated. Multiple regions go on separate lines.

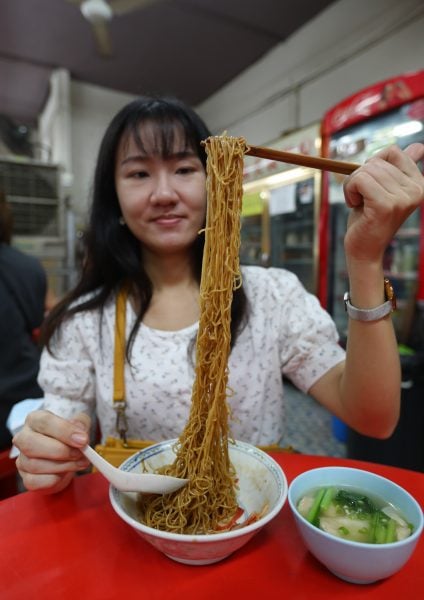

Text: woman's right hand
xmin=13 ymin=410 xmax=91 ymax=494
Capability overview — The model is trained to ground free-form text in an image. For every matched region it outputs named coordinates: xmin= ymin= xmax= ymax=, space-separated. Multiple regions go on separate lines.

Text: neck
xmin=142 ymin=249 xmax=197 ymax=290
xmin=140 ymin=249 xmax=200 ymax=331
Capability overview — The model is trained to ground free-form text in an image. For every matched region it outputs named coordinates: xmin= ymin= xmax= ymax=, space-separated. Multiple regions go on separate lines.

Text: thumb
xmin=68 ymin=413 xmax=92 ymax=448
xmin=71 ymin=412 xmax=91 ymax=432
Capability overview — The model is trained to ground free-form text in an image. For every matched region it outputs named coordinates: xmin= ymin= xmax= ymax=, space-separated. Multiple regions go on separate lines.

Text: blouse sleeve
xmin=267 ymin=268 xmax=345 ymax=392
xmin=38 ymin=311 xmax=97 ymax=422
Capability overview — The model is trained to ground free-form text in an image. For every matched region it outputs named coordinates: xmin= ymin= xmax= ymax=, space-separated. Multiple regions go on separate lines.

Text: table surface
xmin=1 ymin=453 xmax=423 ymax=600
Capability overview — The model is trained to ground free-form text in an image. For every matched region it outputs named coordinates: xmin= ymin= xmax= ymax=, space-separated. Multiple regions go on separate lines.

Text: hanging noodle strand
xmin=138 ymin=135 xmax=248 ymax=534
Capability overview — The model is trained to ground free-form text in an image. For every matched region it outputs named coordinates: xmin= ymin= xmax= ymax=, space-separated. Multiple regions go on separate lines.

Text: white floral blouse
xmin=40 ymin=266 xmax=345 ymax=446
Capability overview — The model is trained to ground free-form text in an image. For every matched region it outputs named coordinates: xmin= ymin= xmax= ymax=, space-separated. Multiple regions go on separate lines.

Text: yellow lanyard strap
xmin=113 ymin=286 xmax=129 ymax=443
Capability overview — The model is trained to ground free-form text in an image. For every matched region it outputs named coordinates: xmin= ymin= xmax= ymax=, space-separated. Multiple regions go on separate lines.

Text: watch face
xmin=343 ymin=291 xmax=349 ymax=310
xmin=384 ymin=278 xmax=397 ymax=310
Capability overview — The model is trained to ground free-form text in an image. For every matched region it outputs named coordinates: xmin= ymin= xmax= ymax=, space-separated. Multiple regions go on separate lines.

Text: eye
xmin=176 ymin=165 xmax=196 ymax=175
xmin=130 ymin=170 xmax=149 ymax=179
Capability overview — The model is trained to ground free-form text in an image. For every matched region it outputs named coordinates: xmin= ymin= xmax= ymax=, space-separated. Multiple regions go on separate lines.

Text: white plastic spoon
xmin=81 ymin=445 xmax=188 ymax=494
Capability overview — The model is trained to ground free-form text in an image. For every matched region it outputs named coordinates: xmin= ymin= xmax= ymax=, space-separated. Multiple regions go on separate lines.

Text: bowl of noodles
xmin=109 ymin=439 xmax=288 ymax=565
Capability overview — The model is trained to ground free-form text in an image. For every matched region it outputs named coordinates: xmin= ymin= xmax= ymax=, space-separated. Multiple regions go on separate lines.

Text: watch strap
xmin=344 ymin=294 xmax=393 ymax=321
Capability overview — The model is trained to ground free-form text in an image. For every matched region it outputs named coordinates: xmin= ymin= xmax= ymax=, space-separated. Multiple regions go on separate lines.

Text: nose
xmin=150 ymin=172 xmax=178 ymax=205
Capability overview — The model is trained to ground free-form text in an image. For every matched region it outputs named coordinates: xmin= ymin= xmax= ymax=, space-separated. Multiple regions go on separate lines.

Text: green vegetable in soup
xmin=297 ymin=486 xmax=413 ymax=544
xmin=333 ymin=489 xmax=376 ymax=516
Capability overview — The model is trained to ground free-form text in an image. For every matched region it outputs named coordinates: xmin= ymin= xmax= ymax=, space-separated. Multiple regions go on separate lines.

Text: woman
xmin=13 ymin=96 xmax=424 ymax=494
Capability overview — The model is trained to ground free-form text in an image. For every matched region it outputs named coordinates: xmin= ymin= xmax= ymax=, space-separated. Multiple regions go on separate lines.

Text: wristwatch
xmin=344 ymin=278 xmax=396 ymax=322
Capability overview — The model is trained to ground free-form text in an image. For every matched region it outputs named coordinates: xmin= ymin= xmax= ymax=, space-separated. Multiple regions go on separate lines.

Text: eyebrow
xmin=119 ymin=150 xmax=197 ymax=166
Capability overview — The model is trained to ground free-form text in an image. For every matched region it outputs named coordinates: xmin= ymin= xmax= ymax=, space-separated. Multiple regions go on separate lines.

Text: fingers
xmin=397 ymin=142 xmax=424 ymax=165
xmin=15 ymin=448 xmax=89 ymax=492
xmin=16 ymin=471 xmax=76 ymax=495
xmin=372 ymin=143 xmax=422 ymax=174
xmin=344 ymin=143 xmax=424 ymax=210
xmin=12 ymin=409 xmax=92 ymax=493
xmin=15 ymin=428 xmax=84 ymax=461
xmin=368 ymin=144 xmax=424 ymax=195
xmin=343 ymin=166 xmax=394 ymax=209
xmin=17 ymin=410 xmax=91 ymax=450
xmin=342 ymin=143 xmax=424 ymax=266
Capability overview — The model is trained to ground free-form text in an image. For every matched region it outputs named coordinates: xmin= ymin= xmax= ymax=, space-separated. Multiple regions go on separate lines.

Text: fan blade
xmin=109 ymin=0 xmax=162 ymax=15
xmin=66 ymin=0 xmax=162 ymax=15
xmin=91 ymin=20 xmax=113 ymax=57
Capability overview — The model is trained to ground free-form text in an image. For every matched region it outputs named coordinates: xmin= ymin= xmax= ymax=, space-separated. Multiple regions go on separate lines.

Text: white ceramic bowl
xmin=288 ymin=466 xmax=423 ymax=584
xmin=110 ymin=439 xmax=287 ymax=565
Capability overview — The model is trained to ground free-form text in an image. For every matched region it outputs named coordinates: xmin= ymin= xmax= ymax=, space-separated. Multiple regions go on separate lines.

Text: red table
xmin=1 ymin=453 xmax=423 ymax=600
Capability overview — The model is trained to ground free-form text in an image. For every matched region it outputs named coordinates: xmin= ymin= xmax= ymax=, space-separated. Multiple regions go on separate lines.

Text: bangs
xmin=111 ymin=97 xmax=210 ymax=166
xmin=122 ymin=117 xmax=198 ymax=160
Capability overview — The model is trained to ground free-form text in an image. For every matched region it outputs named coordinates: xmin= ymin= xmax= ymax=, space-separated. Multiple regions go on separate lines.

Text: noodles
xmin=138 ymin=135 xmax=248 ymax=534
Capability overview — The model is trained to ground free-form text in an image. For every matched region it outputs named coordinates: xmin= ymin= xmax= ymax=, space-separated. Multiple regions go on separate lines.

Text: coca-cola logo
xmin=328 ymin=79 xmax=414 ymax=131
xmin=407 ymin=98 xmax=424 ymax=120
xmin=330 ymin=92 xmax=381 ymax=130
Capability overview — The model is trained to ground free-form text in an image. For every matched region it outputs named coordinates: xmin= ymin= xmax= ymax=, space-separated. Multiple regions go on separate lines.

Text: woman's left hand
xmin=343 ymin=142 xmax=424 ymax=265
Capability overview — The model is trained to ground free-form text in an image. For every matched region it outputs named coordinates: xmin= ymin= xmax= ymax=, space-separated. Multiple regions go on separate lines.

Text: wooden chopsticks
xmin=245 ymin=144 xmax=360 ymax=176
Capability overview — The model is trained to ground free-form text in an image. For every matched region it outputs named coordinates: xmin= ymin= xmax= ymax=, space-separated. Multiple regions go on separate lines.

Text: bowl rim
xmin=109 ymin=439 xmax=288 ymax=542
xmin=287 ymin=466 xmax=424 ymax=549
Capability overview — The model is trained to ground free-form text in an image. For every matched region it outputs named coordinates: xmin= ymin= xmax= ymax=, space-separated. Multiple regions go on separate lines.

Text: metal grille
xmin=0 ymin=159 xmax=60 ymax=236
xmin=8 ymin=198 xmax=59 ymax=236
xmin=0 ymin=160 xmax=58 ymax=198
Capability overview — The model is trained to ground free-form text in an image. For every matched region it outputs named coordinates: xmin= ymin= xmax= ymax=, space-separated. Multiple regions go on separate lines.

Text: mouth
xmin=153 ymin=214 xmax=184 ymax=225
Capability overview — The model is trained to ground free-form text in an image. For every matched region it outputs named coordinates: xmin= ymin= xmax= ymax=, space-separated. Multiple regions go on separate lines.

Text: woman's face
xmin=115 ymin=123 xmax=207 ymax=257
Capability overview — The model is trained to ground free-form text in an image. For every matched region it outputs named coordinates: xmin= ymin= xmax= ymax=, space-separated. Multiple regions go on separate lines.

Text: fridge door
xmin=242 ymin=168 xmax=320 ymax=292
xmin=242 ymin=124 xmax=321 ymax=291
xmin=239 ymin=190 xmax=269 ymax=266
xmin=269 ymin=173 xmax=319 ymax=293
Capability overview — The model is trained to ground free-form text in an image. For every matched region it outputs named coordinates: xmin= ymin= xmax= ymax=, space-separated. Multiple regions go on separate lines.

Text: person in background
xmin=0 ymin=193 xmax=51 ymax=451
xmin=12 ymin=96 xmax=424 ymax=494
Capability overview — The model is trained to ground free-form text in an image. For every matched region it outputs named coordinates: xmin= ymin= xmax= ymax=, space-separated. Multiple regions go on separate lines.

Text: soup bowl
xmin=288 ymin=466 xmax=423 ymax=584
xmin=109 ymin=439 xmax=288 ymax=565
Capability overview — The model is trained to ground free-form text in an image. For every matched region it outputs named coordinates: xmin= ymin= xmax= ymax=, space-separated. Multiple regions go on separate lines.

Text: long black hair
xmin=42 ymin=95 xmax=248 ymax=353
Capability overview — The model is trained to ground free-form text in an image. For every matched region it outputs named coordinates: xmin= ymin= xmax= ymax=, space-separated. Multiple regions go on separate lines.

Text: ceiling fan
xmin=68 ymin=0 xmax=163 ymax=58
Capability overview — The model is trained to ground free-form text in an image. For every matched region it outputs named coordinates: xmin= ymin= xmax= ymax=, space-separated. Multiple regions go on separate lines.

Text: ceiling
xmin=0 ymin=0 xmax=337 ymax=127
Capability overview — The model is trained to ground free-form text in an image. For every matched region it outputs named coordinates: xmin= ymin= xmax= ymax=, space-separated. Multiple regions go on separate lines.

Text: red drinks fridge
xmin=319 ymin=70 xmax=424 ymax=343
xmin=318 ymin=70 xmax=424 ymax=470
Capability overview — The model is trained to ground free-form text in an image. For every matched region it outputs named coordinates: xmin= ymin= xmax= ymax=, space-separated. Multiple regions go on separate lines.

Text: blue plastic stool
xmin=332 ymin=416 xmax=348 ymax=443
